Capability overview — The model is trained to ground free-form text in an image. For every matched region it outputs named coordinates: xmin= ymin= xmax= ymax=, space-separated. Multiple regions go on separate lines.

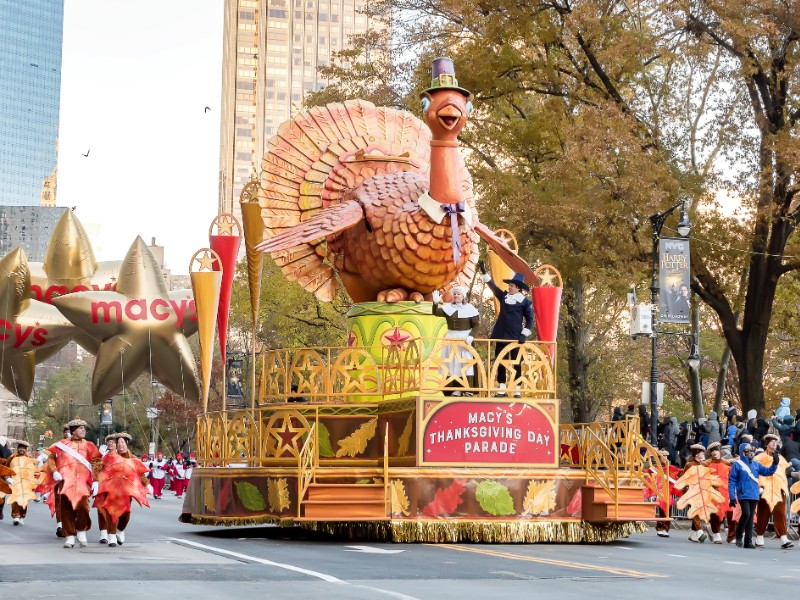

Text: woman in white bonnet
xmin=432 ymin=284 xmax=480 ymax=395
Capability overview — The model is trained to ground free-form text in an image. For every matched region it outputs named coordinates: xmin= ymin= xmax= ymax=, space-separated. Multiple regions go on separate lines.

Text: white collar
xmin=440 ymin=302 xmax=479 ymax=317
xmin=505 ymin=292 xmax=526 ymax=305
xmin=418 ymin=192 xmax=473 ymax=225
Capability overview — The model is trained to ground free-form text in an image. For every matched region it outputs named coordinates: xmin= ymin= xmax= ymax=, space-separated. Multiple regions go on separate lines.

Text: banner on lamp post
xmin=226 ymin=357 xmax=244 ymax=399
xmin=659 ymin=237 xmax=690 ymax=324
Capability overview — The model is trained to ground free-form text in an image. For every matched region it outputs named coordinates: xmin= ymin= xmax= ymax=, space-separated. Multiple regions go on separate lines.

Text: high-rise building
xmin=218 ymin=0 xmax=374 ymax=222
xmin=0 ymin=0 xmax=64 ymax=207
xmin=0 ymin=205 xmax=67 ymax=261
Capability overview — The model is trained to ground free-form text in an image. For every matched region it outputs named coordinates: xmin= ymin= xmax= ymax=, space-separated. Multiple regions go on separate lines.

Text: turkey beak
xmin=436 ymin=104 xmax=462 ymax=130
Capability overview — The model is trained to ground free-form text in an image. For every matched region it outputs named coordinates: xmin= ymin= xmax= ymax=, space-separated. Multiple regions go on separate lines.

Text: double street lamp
xmin=647 ymin=200 xmax=692 ymax=444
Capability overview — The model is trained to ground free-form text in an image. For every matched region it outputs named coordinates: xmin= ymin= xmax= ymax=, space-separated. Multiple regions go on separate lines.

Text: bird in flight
xmin=82 ymin=150 xmax=90 ymax=157
xmin=204 ymin=107 xmax=211 ymax=113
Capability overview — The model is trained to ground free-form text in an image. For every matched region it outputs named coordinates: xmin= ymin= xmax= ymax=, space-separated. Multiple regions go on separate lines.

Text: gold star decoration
xmin=53 ymin=237 xmax=201 ymax=404
xmin=194 ymin=251 xmax=217 ymax=272
xmin=267 ymin=412 xmax=309 ymax=458
xmin=535 ymin=265 xmax=562 ymax=288
xmin=0 ymin=248 xmax=76 ymax=401
xmin=210 ymin=213 xmax=241 ymax=237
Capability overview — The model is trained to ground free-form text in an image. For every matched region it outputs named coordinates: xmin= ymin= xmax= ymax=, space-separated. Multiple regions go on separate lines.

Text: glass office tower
xmin=0 ymin=0 xmax=64 ymax=206
xmin=217 ymin=0 xmax=374 ymax=223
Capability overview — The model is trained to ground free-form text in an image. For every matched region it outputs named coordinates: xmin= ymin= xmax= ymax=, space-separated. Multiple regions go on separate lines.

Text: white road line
xmin=723 ymin=561 xmax=748 ymax=565
xmin=168 ymin=538 xmax=421 ymax=600
xmin=666 ymin=554 xmax=687 ymax=558
xmin=612 ymin=546 xmax=633 ymax=551
xmin=344 ymin=546 xmax=406 ymax=554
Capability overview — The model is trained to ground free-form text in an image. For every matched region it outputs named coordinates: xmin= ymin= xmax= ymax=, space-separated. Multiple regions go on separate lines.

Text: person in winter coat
xmin=776 ymin=397 xmax=792 ymax=420
xmin=771 ymin=415 xmax=794 ymax=442
xmin=611 ymin=407 xmax=624 ymax=422
xmin=704 ymin=411 xmax=722 ymax=445
xmin=753 ymin=418 xmax=770 ymax=444
xmin=728 ymin=441 xmax=779 ymax=548
xmin=664 ymin=417 xmax=679 ymax=463
xmin=637 ymin=405 xmax=651 ymax=442
xmin=781 ymin=430 xmax=800 ymax=473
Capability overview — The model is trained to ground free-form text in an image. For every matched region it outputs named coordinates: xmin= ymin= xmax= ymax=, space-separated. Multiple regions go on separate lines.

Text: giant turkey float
xmin=180 ymin=58 xmax=670 ymax=542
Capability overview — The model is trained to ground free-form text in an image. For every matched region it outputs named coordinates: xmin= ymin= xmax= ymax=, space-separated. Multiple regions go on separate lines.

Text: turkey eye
xmin=466 ymin=100 xmax=473 ymax=116
xmin=421 ymin=97 xmax=431 ymax=114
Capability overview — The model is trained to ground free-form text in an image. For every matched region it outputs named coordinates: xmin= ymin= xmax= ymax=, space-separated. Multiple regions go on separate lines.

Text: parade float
xmin=177 ymin=58 xmax=671 ymax=543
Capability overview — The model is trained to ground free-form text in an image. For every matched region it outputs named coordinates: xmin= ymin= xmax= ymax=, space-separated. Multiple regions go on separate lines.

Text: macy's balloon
xmin=53 ymin=237 xmax=201 ymax=404
xmin=0 ymin=248 xmax=76 ymax=401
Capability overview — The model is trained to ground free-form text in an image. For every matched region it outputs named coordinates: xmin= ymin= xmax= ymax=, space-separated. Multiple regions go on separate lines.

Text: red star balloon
xmin=0 ymin=248 xmax=76 ymax=401
xmin=53 ymin=237 xmax=201 ymax=404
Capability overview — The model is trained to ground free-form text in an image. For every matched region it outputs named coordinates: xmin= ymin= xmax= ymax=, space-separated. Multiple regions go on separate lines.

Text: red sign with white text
xmin=422 ymin=401 xmax=557 ymax=466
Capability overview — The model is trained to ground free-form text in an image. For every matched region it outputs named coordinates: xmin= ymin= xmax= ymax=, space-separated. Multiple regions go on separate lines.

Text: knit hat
xmin=450 ymin=284 xmax=467 ymax=297
xmin=747 ymin=409 xmax=757 ymax=420
xmin=706 ymin=441 xmax=721 ymax=453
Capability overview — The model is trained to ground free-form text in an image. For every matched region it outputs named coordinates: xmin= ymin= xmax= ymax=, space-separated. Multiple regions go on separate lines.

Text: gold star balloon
xmin=0 ymin=248 xmax=76 ymax=401
xmin=53 ymin=237 xmax=201 ymax=404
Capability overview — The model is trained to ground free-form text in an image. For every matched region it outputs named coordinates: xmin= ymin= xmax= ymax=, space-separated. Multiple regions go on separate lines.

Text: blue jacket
xmin=728 ymin=454 xmax=778 ymax=501
xmin=776 ymin=397 xmax=791 ymax=419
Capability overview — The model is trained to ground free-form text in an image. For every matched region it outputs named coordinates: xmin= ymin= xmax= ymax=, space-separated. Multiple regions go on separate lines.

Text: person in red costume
xmin=148 ymin=452 xmax=168 ymax=499
xmin=94 ymin=432 xmax=151 ymax=547
xmin=43 ymin=419 xmax=102 ymax=548
xmin=702 ymin=441 xmax=733 ymax=544
xmin=645 ymin=449 xmax=683 ymax=538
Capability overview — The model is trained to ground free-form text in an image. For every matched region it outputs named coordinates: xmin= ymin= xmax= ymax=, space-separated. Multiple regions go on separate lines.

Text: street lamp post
xmin=647 ymin=200 xmax=691 ymax=445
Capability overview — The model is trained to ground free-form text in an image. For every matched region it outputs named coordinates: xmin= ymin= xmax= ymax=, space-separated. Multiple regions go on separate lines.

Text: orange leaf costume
xmin=93 ymin=453 xmax=150 ymax=524
xmin=754 ymin=452 xmax=790 ymax=510
xmin=6 ymin=454 xmax=39 ymax=509
xmin=675 ymin=465 xmax=725 ymax=522
xmin=0 ymin=462 xmax=14 ymax=495
xmin=644 ymin=464 xmax=683 ymax=514
xmin=704 ymin=459 xmax=732 ymax=516
xmin=43 ymin=438 xmax=101 ymax=509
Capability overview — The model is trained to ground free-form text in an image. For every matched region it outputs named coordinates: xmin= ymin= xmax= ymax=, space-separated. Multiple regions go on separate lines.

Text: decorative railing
xmin=257 ymin=338 xmax=557 ymax=404
xmin=297 ymin=422 xmax=317 ymax=518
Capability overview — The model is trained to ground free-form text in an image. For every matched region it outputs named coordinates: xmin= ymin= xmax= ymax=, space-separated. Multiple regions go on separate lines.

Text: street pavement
xmin=1 ymin=492 xmax=799 ymax=599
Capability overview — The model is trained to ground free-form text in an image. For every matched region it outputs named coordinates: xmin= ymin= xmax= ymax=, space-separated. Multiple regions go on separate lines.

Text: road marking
xmin=344 ymin=546 xmax=406 ymax=554
xmin=611 ymin=546 xmax=633 ymax=551
xmin=723 ymin=561 xmax=748 ymax=565
xmin=429 ymin=545 xmax=666 ymax=579
xmin=666 ymin=554 xmax=687 ymax=558
xmin=168 ymin=538 xmax=421 ymax=600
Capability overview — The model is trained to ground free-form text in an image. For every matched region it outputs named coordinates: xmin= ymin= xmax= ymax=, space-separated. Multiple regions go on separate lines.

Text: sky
xmin=57 ymin=0 xmax=224 ymax=275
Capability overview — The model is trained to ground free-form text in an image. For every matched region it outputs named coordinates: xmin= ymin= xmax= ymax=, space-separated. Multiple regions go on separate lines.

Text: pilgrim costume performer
xmin=7 ymin=440 xmax=39 ymax=525
xmin=96 ymin=434 xmax=117 ymax=544
xmin=44 ymin=418 xmax=102 ymax=548
xmin=432 ymin=284 xmax=480 ymax=395
xmin=752 ymin=433 xmax=794 ymax=548
xmin=94 ymin=432 xmax=151 ymax=547
xmin=479 ymin=262 xmax=534 ymax=397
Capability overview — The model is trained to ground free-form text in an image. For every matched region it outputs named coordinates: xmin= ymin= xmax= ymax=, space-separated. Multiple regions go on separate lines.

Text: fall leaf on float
xmin=422 ymin=479 xmax=467 ymax=517
xmin=790 ymin=480 xmax=800 ymax=514
xmin=567 ymin=487 xmax=582 ymax=516
xmin=335 ymin=418 xmax=378 ymax=457
xmin=303 ymin=422 xmax=335 ymax=458
xmin=675 ymin=465 xmax=725 ymax=521
xmin=202 ymin=478 xmax=215 ymax=512
xmin=391 ymin=480 xmax=410 ymax=516
xmin=397 ymin=412 xmax=414 ymax=456
xmin=754 ymin=453 xmax=790 ymax=510
xmin=237 ymin=481 xmax=267 ymax=512
xmin=218 ymin=479 xmax=233 ymax=513
xmin=267 ymin=478 xmax=291 ymax=512
xmin=476 ymin=480 xmax=516 ymax=516
xmin=521 ymin=480 xmax=556 ymax=516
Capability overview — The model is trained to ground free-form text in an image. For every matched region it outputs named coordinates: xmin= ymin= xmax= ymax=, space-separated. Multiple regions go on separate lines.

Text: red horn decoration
xmin=531 ymin=265 xmax=562 ymax=362
xmin=209 ymin=214 xmax=242 ymax=365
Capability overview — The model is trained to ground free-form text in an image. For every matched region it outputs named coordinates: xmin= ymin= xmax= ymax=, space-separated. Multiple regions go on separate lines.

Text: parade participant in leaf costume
xmin=97 ymin=435 xmax=117 ymax=545
xmin=702 ymin=441 xmax=733 ymax=544
xmin=44 ymin=418 xmax=102 ymax=548
xmin=645 ymin=449 xmax=682 ymax=538
xmin=752 ymin=433 xmax=794 ymax=549
xmin=7 ymin=441 xmax=39 ymax=525
xmin=681 ymin=444 xmax=710 ymax=543
xmin=728 ymin=441 xmax=779 ymax=549
xmin=94 ymin=432 xmax=151 ymax=547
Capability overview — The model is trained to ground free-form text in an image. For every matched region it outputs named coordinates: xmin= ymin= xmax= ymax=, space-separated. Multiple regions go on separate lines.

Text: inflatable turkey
xmin=257 ymin=57 xmax=535 ymax=303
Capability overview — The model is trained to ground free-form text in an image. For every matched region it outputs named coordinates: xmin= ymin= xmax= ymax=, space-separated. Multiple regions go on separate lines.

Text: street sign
xmin=146 ymin=407 xmax=159 ymax=419
xmin=641 ymin=381 xmax=664 ymax=406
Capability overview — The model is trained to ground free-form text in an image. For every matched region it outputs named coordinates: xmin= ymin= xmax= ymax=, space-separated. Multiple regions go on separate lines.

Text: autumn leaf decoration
xmin=476 ymin=480 xmax=516 ymax=516
xmin=422 ymin=479 xmax=467 ymax=517
xmin=521 ymin=480 xmax=556 ymax=516
xmin=267 ymin=478 xmax=291 ymax=513
xmin=202 ymin=478 xmax=215 ymax=512
xmin=391 ymin=480 xmax=410 ymax=516
xmin=397 ymin=412 xmax=414 ymax=456
xmin=335 ymin=418 xmax=378 ymax=457
xmin=790 ymin=480 xmax=800 ymax=514
xmin=755 ymin=453 xmax=790 ymax=510
xmin=675 ymin=465 xmax=725 ymax=521
xmin=236 ymin=481 xmax=267 ymax=512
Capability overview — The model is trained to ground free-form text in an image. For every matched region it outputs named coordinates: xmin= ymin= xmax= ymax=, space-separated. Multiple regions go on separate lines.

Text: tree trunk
xmin=564 ymin=275 xmax=592 ymax=423
xmin=712 ymin=345 xmax=732 ymax=416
